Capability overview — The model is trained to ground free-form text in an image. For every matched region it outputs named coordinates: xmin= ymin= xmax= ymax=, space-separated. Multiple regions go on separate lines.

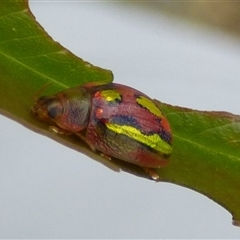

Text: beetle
xmin=31 ymin=82 xmax=172 ymax=179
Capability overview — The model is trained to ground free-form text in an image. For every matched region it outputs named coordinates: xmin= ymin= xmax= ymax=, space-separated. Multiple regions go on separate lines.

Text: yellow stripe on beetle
xmin=101 ymin=89 xmax=121 ymax=102
xmin=136 ymin=96 xmax=163 ymax=118
xmin=105 ymin=123 xmax=172 ymax=155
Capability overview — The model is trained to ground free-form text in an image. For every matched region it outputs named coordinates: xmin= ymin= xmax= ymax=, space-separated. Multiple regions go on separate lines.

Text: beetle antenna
xmin=33 ymin=82 xmax=52 ymax=101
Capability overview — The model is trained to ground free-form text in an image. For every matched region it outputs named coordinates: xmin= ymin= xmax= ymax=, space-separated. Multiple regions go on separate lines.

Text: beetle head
xmin=31 ymin=96 xmax=63 ymax=123
xmin=32 ymin=86 xmax=91 ymax=132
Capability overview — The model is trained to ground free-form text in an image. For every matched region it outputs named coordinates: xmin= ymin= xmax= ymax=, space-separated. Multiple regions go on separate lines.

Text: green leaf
xmin=0 ymin=0 xmax=113 ymax=123
xmin=1 ymin=0 xmax=240 ymax=227
xmin=158 ymin=103 xmax=240 ymax=226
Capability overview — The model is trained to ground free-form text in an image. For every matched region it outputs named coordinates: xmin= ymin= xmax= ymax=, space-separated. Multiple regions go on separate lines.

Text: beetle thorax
xmin=56 ymin=87 xmax=91 ymax=132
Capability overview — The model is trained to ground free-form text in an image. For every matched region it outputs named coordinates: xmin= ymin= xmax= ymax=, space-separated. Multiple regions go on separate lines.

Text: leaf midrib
xmin=174 ymin=134 xmax=240 ymax=162
xmin=0 ymin=51 xmax=68 ymax=88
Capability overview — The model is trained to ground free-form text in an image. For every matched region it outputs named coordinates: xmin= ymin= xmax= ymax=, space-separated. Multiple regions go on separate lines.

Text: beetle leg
xmin=100 ymin=153 xmax=112 ymax=161
xmin=74 ymin=132 xmax=96 ymax=152
xmin=143 ymin=167 xmax=160 ymax=181
xmin=49 ymin=126 xmax=72 ymax=135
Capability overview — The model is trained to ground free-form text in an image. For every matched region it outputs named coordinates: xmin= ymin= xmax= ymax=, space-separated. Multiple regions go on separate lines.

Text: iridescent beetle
xmin=32 ymin=82 xmax=172 ymax=179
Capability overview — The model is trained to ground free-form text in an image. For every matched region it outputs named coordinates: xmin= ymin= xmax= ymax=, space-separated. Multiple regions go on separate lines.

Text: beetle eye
xmin=47 ymin=100 xmax=63 ymax=119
